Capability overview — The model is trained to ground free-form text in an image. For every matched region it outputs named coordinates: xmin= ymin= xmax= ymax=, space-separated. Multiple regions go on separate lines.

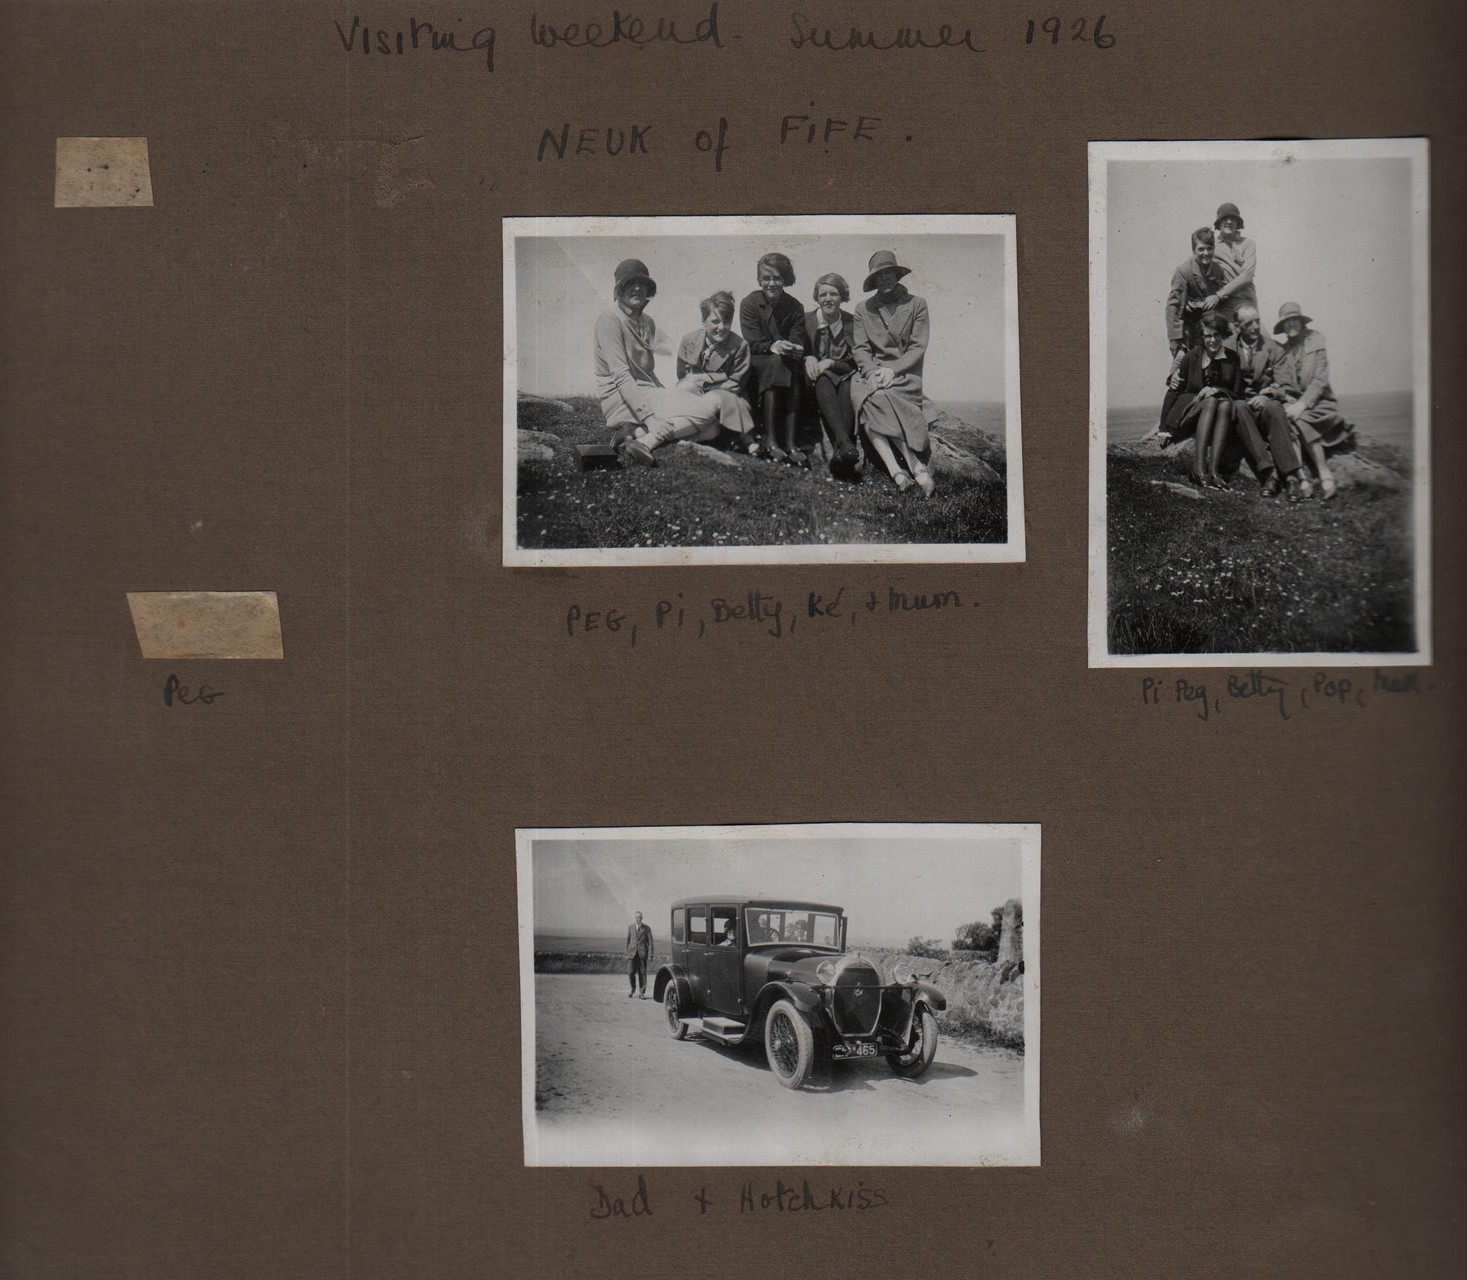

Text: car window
xmin=744 ymin=908 xmax=843 ymax=947
xmin=687 ymin=907 xmax=707 ymax=944
xmin=671 ymin=907 xmax=685 ymax=943
xmin=710 ymin=906 xmax=737 ymax=947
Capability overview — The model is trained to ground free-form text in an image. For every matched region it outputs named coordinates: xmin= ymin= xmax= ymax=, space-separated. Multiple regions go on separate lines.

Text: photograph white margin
xmin=502 ymin=213 xmax=1025 ymax=567
xmin=1086 ymin=137 xmax=1432 ymax=668
xmin=514 ymin=820 xmax=1042 ymax=1168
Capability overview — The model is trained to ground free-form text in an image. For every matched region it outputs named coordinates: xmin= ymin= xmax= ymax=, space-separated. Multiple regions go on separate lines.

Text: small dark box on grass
xmin=575 ymin=443 xmax=622 ymax=470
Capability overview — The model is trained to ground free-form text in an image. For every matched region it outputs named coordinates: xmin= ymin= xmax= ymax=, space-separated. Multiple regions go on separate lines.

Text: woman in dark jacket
xmin=802 ymin=272 xmax=862 ymax=480
xmin=739 ymin=251 xmax=809 ymax=464
xmin=1162 ymin=310 xmax=1242 ymax=488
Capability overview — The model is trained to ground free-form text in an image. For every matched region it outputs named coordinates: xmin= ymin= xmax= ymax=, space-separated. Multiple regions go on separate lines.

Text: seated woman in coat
xmin=1160 ymin=310 xmax=1242 ymax=489
xmin=593 ymin=258 xmax=722 ymax=467
xmin=1272 ymin=301 xmax=1353 ymax=500
xmin=674 ymin=290 xmax=755 ymax=439
xmin=739 ymin=252 xmax=809 ymax=464
xmin=850 ymin=249 xmax=938 ymax=496
xmin=802 ymin=272 xmax=862 ymax=480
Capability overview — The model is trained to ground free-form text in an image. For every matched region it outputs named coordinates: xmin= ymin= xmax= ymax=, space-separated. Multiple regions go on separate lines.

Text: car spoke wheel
xmin=665 ymin=983 xmax=689 ymax=1040
xmin=764 ymin=999 xmax=815 ymax=1089
xmin=885 ymin=1008 xmax=938 ymax=1079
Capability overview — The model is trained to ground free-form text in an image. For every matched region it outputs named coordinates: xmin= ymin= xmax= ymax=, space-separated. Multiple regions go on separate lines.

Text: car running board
xmin=693 ymin=1016 xmax=748 ymax=1044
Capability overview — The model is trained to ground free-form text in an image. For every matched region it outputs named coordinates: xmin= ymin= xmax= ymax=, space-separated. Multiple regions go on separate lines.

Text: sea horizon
xmin=1107 ymin=388 xmax=1415 ymax=453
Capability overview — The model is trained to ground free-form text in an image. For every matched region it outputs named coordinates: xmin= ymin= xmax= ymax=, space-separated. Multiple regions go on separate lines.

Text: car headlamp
xmin=815 ymin=959 xmax=838 ymax=985
xmin=892 ymin=959 xmax=917 ymax=985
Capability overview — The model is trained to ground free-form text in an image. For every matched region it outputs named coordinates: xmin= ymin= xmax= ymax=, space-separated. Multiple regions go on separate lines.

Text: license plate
xmin=852 ymin=1042 xmax=877 ymax=1058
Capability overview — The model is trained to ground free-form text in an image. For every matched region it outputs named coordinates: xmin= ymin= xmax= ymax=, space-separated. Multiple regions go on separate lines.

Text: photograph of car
xmin=517 ymin=823 xmax=1040 ymax=1166
xmin=655 ymin=898 xmax=946 ymax=1089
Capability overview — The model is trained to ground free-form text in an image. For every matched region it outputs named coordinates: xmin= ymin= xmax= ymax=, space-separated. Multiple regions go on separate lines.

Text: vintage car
xmin=652 ymin=896 xmax=946 ymax=1089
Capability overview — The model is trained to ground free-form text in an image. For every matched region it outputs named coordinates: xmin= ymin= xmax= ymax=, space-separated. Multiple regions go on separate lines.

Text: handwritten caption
xmin=331 ymin=6 xmax=1119 ymax=168
xmin=1140 ymin=669 xmax=1425 ymax=723
xmin=565 ymin=583 xmax=974 ymax=647
xmin=589 ymin=1172 xmax=889 ymax=1220
xmin=163 ymin=674 xmax=225 ymax=706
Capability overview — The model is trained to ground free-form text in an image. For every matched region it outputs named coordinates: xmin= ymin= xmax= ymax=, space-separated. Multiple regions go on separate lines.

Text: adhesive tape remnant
xmin=127 ymin=592 xmax=284 ymax=660
xmin=55 ymin=137 xmax=154 ymax=207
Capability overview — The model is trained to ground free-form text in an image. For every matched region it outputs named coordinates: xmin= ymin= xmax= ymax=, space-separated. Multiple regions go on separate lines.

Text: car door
xmin=702 ymin=905 xmax=744 ymax=1017
xmin=685 ymin=904 xmax=710 ymax=1008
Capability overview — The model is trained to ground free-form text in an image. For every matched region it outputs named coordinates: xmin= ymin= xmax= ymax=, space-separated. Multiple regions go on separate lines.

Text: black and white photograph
xmin=1089 ymin=139 xmax=1430 ymax=666
xmin=516 ymin=823 xmax=1040 ymax=1166
xmin=503 ymin=215 xmax=1023 ymax=565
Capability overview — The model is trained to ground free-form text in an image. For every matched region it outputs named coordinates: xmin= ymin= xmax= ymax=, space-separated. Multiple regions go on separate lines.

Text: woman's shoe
xmin=765 ymin=444 xmax=788 ymax=464
xmin=913 ymin=466 xmax=935 ymax=497
xmin=787 ymin=447 xmax=810 ymax=468
xmin=1319 ymin=473 xmax=1338 ymax=500
xmin=830 ymin=444 xmax=861 ymax=480
xmin=893 ymin=471 xmax=914 ymax=492
xmin=1297 ymin=475 xmax=1315 ymax=499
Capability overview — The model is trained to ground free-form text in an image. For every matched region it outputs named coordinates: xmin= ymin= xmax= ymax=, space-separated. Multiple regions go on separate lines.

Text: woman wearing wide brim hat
xmin=1209 ymin=201 xmax=1258 ymax=320
xmin=849 ymin=250 xmax=938 ymax=496
xmin=591 ymin=257 xmax=720 ymax=466
xmin=1271 ymin=302 xmax=1353 ymax=498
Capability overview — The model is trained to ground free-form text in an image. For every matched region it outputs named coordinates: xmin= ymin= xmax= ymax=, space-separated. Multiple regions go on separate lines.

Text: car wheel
xmin=764 ymin=999 xmax=815 ymax=1089
xmin=885 ymin=1008 xmax=938 ymax=1079
xmin=665 ymin=983 xmax=689 ymax=1040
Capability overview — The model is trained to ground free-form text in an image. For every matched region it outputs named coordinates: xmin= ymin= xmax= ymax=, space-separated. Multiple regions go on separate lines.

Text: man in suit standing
xmin=625 ymin=911 xmax=654 ymax=999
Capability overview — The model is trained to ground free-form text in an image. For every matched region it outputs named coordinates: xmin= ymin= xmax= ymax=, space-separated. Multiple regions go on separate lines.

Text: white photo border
xmin=1087 ymin=138 xmax=1432 ymax=668
xmin=514 ymin=821 xmax=1042 ymax=1167
xmin=503 ymin=214 xmax=1025 ymax=566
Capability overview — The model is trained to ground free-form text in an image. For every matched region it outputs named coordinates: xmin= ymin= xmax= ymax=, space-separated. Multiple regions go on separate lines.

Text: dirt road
xmin=528 ymin=974 xmax=1033 ymax=1166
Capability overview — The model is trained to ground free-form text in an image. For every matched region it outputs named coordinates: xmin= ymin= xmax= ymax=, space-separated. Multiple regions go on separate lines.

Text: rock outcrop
xmin=1113 ymin=430 xmax=1407 ymax=493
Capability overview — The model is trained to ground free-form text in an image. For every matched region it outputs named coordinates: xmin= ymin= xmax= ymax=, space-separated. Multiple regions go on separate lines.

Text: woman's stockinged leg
xmin=815 ymin=378 xmax=854 ymax=451
xmin=760 ymin=389 xmax=786 ymax=462
xmin=1191 ymin=400 xmax=1215 ymax=483
xmin=781 ymin=388 xmax=803 ymax=463
xmin=896 ymin=438 xmax=934 ymax=497
xmin=1209 ymin=402 xmax=1233 ymax=485
xmin=862 ymin=428 xmax=897 ymax=480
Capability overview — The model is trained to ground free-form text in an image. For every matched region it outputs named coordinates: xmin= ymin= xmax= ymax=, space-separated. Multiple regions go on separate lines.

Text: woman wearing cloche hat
xmin=592 ymin=257 xmax=721 ymax=466
xmin=1208 ymin=201 xmax=1258 ymax=320
xmin=849 ymin=249 xmax=940 ymax=496
xmin=1272 ymin=301 xmax=1353 ymax=499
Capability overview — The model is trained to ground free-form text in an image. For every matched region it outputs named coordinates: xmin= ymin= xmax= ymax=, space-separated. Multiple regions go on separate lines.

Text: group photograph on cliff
xmin=503 ymin=215 xmax=1023 ymax=565
xmin=1088 ymin=139 xmax=1430 ymax=666
xmin=515 ymin=823 xmax=1040 ymax=1166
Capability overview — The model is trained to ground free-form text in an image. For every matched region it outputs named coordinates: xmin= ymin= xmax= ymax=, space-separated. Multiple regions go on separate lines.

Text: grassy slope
xmin=518 ymin=397 xmax=1007 ymax=549
xmin=1107 ymin=447 xmax=1415 ymax=655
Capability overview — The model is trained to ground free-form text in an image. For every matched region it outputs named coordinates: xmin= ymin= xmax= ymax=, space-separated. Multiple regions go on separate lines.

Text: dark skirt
xmin=750 ymin=352 xmax=801 ymax=395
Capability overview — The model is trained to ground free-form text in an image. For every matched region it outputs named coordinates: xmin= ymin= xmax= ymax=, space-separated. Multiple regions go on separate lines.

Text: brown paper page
xmin=1 ymin=2 xmax=1461 ymax=1278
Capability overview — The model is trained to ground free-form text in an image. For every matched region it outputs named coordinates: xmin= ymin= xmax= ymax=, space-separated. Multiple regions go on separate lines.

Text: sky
xmin=528 ymin=828 xmax=1025 ymax=949
xmin=1103 ymin=155 xmax=1418 ymax=409
xmin=513 ymin=232 xmax=1008 ymax=404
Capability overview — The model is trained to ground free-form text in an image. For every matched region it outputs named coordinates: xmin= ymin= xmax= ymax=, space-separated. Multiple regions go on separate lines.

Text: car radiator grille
xmin=831 ymin=962 xmax=883 ymax=1036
